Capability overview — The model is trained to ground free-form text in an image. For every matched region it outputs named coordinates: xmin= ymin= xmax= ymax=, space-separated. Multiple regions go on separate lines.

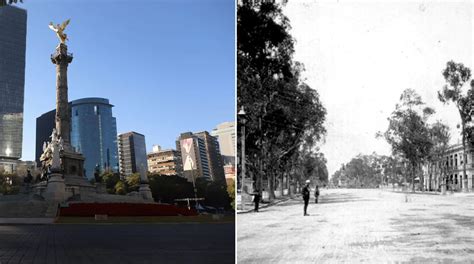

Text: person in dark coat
xmin=253 ymin=189 xmax=261 ymax=212
xmin=315 ymin=185 xmax=320 ymax=203
xmin=302 ymin=180 xmax=310 ymax=216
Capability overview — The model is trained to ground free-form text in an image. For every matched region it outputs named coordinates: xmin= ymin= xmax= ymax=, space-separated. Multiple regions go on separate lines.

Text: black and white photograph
xmin=237 ymin=0 xmax=474 ymax=263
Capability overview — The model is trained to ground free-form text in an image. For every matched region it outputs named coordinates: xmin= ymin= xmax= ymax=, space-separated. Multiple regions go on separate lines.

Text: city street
xmin=0 ymin=223 xmax=234 ymax=264
xmin=238 ymin=188 xmax=474 ymax=263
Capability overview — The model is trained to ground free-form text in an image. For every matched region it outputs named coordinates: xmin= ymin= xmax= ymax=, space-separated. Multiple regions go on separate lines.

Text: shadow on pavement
xmin=259 ymin=192 xmax=375 ymax=213
xmin=317 ymin=192 xmax=374 ymax=204
xmin=441 ymin=213 xmax=474 ymax=230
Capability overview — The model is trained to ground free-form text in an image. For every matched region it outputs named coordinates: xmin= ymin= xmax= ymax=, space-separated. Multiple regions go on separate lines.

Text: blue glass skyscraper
xmin=36 ymin=98 xmax=119 ymax=179
xmin=0 ymin=5 xmax=26 ymax=160
xmin=71 ymin=98 xmax=119 ymax=178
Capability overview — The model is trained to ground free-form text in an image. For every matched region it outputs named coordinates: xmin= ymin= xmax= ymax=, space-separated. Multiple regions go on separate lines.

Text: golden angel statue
xmin=49 ymin=19 xmax=70 ymax=44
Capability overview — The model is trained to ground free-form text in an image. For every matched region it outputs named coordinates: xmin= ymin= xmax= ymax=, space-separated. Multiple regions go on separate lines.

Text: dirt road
xmin=238 ymin=188 xmax=474 ymax=263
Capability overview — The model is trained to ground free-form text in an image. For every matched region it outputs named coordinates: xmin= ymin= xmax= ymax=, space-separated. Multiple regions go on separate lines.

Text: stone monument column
xmin=138 ymin=163 xmax=153 ymax=201
xmin=51 ymin=43 xmax=73 ymax=150
xmin=45 ymin=19 xmax=91 ymax=189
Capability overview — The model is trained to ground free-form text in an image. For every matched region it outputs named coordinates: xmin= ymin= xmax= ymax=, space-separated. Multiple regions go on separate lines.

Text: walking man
xmin=253 ymin=189 xmax=261 ymax=212
xmin=315 ymin=185 xmax=320 ymax=203
xmin=302 ymin=180 xmax=310 ymax=216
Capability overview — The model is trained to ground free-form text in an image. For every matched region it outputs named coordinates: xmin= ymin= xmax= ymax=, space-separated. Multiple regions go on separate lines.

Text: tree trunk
xmin=428 ymin=172 xmax=432 ymax=192
xmin=287 ymin=170 xmax=291 ymax=197
xmin=411 ymin=163 xmax=415 ymax=192
xmin=279 ymin=170 xmax=284 ymax=197
xmin=440 ymin=170 xmax=446 ymax=195
xmin=420 ymin=164 xmax=424 ymax=192
xmin=268 ymin=168 xmax=276 ymax=200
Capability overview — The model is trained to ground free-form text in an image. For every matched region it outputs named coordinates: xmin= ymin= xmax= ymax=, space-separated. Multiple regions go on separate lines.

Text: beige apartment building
xmin=147 ymin=145 xmax=182 ymax=176
xmin=224 ymin=163 xmax=235 ymax=186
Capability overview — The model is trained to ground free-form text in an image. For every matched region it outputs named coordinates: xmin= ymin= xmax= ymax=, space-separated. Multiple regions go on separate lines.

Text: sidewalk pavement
xmin=236 ymin=194 xmax=299 ymax=214
xmin=0 ymin=218 xmax=55 ymax=224
xmin=386 ymin=188 xmax=474 ymax=197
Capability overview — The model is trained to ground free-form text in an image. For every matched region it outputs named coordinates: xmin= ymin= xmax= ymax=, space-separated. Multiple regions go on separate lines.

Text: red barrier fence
xmin=59 ymin=203 xmax=198 ymax=217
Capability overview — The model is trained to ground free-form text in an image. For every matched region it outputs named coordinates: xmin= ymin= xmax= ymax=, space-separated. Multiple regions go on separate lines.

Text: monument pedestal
xmin=61 ymin=149 xmax=95 ymax=191
xmin=45 ymin=172 xmax=66 ymax=202
xmin=61 ymin=149 xmax=85 ymax=178
xmin=139 ymin=184 xmax=153 ymax=201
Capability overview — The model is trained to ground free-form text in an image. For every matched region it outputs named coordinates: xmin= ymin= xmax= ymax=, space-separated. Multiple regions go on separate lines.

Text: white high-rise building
xmin=210 ymin=121 xmax=235 ymax=165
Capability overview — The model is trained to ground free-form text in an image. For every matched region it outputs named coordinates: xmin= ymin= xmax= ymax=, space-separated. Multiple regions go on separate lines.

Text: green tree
xmin=125 ymin=173 xmax=141 ymax=192
xmin=114 ymin=181 xmax=126 ymax=195
xmin=238 ymin=2 xmax=326 ymax=200
xmin=383 ymin=89 xmax=434 ymax=191
xmin=382 ymin=155 xmax=408 ymax=187
xmin=427 ymin=121 xmax=450 ymax=193
xmin=101 ymin=172 xmax=120 ymax=194
xmin=227 ymin=180 xmax=235 ymax=210
xmin=438 ymin=61 xmax=473 ymax=191
xmin=195 ymin=178 xmax=232 ymax=210
xmin=331 ymin=153 xmax=405 ymax=189
xmin=148 ymin=174 xmax=194 ymax=204
xmin=299 ymin=151 xmax=328 ymax=186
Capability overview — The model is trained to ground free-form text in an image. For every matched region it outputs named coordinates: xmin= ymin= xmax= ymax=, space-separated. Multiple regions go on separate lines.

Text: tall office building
xmin=35 ymin=98 xmax=119 ymax=179
xmin=210 ymin=121 xmax=235 ymax=164
xmin=0 ymin=5 xmax=27 ymax=161
xmin=71 ymin=98 xmax=119 ymax=178
xmin=118 ymin=131 xmax=147 ymax=177
xmin=176 ymin=131 xmax=225 ymax=184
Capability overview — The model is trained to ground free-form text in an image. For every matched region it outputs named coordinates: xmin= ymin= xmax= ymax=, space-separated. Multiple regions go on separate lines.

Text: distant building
xmin=118 ymin=131 xmax=147 ymax=177
xmin=35 ymin=98 xmax=119 ymax=179
xmin=210 ymin=121 xmax=236 ymax=165
xmin=0 ymin=160 xmax=35 ymax=175
xmin=147 ymin=145 xmax=182 ymax=176
xmin=0 ymin=5 xmax=27 ymax=162
xmin=224 ymin=163 xmax=235 ymax=187
xmin=423 ymin=143 xmax=474 ymax=192
xmin=70 ymin=98 xmax=119 ymax=178
xmin=176 ymin=131 xmax=225 ymax=184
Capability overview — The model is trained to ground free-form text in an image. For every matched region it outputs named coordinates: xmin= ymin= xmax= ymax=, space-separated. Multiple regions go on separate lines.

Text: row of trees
xmin=331 ymin=153 xmax=407 ymax=188
xmin=380 ymin=88 xmax=451 ymax=191
xmin=333 ymin=61 xmax=474 ymax=193
xmin=237 ymin=1 xmax=328 ymax=200
xmin=333 ymin=61 xmax=472 ymax=192
xmin=0 ymin=167 xmax=234 ymax=210
xmin=97 ymin=172 xmax=233 ymax=210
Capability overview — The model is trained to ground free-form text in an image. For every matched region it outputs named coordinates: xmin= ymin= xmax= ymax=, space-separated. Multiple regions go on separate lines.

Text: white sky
xmin=283 ymin=0 xmax=473 ymax=177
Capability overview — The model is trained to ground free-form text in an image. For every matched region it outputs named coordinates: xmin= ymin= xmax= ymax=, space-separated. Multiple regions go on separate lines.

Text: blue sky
xmin=19 ymin=0 xmax=235 ymax=161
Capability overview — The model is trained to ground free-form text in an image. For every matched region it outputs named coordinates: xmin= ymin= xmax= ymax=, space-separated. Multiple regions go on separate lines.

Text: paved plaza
xmin=0 ymin=223 xmax=234 ymax=264
xmin=238 ymin=188 xmax=474 ymax=263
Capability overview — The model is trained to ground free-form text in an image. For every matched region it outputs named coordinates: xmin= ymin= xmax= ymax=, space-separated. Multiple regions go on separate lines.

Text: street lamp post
xmin=238 ymin=107 xmax=247 ymax=211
